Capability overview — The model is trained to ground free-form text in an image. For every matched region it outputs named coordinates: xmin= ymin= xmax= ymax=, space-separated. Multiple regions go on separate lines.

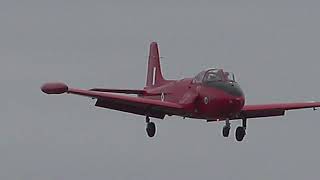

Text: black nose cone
xmin=205 ymin=81 xmax=244 ymax=97
xmin=227 ymin=82 xmax=244 ymax=97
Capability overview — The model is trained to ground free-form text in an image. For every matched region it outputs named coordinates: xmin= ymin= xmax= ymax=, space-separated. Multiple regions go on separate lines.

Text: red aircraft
xmin=41 ymin=42 xmax=320 ymax=141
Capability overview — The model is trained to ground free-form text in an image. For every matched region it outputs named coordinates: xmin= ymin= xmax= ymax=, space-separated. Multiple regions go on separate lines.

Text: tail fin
xmin=146 ymin=42 xmax=166 ymax=87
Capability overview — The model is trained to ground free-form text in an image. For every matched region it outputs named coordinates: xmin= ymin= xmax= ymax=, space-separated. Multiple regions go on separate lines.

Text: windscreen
xmin=224 ymin=71 xmax=236 ymax=82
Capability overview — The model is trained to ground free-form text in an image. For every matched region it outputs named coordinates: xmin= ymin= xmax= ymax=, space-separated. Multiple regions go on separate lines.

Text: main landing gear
xmin=146 ymin=116 xmax=156 ymax=137
xmin=222 ymin=118 xmax=247 ymax=142
xmin=222 ymin=119 xmax=231 ymax=137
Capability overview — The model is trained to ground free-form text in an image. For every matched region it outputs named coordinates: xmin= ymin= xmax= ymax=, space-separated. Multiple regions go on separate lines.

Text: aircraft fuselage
xmin=142 ymin=78 xmax=245 ymax=120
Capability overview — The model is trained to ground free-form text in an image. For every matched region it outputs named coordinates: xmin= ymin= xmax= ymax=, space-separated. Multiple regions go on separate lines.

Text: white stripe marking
xmin=152 ymin=67 xmax=156 ymax=85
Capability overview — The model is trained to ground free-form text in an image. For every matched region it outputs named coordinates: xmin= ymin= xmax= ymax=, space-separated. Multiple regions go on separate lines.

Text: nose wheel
xmin=146 ymin=116 xmax=156 ymax=137
xmin=235 ymin=118 xmax=247 ymax=142
xmin=235 ymin=126 xmax=246 ymax=141
xmin=221 ymin=118 xmax=247 ymax=141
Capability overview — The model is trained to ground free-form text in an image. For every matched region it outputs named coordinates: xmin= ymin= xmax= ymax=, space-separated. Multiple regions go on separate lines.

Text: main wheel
xmin=146 ymin=122 xmax=156 ymax=137
xmin=222 ymin=126 xmax=230 ymax=137
xmin=235 ymin=126 xmax=246 ymax=142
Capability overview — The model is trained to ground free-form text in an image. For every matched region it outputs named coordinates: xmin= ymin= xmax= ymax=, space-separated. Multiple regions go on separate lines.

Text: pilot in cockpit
xmin=205 ymin=70 xmax=222 ymax=82
xmin=207 ymin=73 xmax=218 ymax=81
xmin=194 ymin=69 xmax=235 ymax=84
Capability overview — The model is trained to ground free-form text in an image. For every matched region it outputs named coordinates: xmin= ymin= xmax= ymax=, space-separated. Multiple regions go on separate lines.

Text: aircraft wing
xmin=237 ymin=102 xmax=320 ymax=119
xmin=41 ymin=83 xmax=184 ymax=119
xmin=90 ymin=88 xmax=146 ymax=95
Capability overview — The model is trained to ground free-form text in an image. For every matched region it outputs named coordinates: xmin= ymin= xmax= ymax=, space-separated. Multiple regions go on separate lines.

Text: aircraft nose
xmin=228 ymin=82 xmax=244 ymax=97
xmin=228 ymin=97 xmax=245 ymax=112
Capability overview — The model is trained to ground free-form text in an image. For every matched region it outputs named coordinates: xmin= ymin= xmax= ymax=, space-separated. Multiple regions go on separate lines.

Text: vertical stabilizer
xmin=146 ymin=42 xmax=166 ymax=87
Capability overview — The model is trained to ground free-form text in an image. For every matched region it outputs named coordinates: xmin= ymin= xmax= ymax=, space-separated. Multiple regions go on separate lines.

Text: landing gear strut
xmin=222 ymin=119 xmax=231 ymax=137
xmin=235 ymin=118 xmax=247 ymax=142
xmin=146 ymin=116 xmax=156 ymax=137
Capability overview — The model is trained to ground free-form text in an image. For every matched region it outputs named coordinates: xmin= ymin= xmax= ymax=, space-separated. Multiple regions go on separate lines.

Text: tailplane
xmin=146 ymin=42 xmax=166 ymax=88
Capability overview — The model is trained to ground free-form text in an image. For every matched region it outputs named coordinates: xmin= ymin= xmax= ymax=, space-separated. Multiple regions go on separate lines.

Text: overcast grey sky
xmin=1 ymin=0 xmax=320 ymax=179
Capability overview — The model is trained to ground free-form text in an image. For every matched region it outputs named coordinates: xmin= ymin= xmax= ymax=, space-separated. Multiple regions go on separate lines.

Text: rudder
xmin=146 ymin=42 xmax=165 ymax=87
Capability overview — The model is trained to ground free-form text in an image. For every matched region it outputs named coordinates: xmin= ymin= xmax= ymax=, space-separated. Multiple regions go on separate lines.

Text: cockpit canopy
xmin=193 ymin=69 xmax=236 ymax=84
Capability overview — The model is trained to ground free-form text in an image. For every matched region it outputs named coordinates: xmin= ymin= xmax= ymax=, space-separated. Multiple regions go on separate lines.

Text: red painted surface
xmin=41 ymin=42 xmax=320 ymax=121
xmin=41 ymin=82 xmax=68 ymax=94
xmin=145 ymin=42 xmax=168 ymax=87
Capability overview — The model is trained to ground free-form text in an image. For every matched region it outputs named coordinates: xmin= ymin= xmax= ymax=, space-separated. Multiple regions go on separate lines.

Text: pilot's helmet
xmin=207 ymin=73 xmax=217 ymax=81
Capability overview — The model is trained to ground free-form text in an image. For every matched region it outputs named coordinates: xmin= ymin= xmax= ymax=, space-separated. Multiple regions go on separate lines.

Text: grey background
xmin=1 ymin=0 xmax=320 ymax=179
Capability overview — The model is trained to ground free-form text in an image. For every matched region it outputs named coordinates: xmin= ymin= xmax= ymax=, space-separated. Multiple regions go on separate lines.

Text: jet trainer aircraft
xmin=41 ymin=42 xmax=320 ymax=141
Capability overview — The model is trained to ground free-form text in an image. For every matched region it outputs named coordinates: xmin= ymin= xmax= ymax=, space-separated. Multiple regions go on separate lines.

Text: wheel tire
xmin=222 ymin=126 xmax=230 ymax=137
xmin=146 ymin=122 xmax=156 ymax=137
xmin=235 ymin=126 xmax=246 ymax=142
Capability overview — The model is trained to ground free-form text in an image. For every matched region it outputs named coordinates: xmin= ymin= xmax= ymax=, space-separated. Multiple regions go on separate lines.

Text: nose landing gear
xmin=221 ymin=118 xmax=247 ymax=141
xmin=235 ymin=118 xmax=247 ymax=142
xmin=235 ymin=126 xmax=246 ymax=141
